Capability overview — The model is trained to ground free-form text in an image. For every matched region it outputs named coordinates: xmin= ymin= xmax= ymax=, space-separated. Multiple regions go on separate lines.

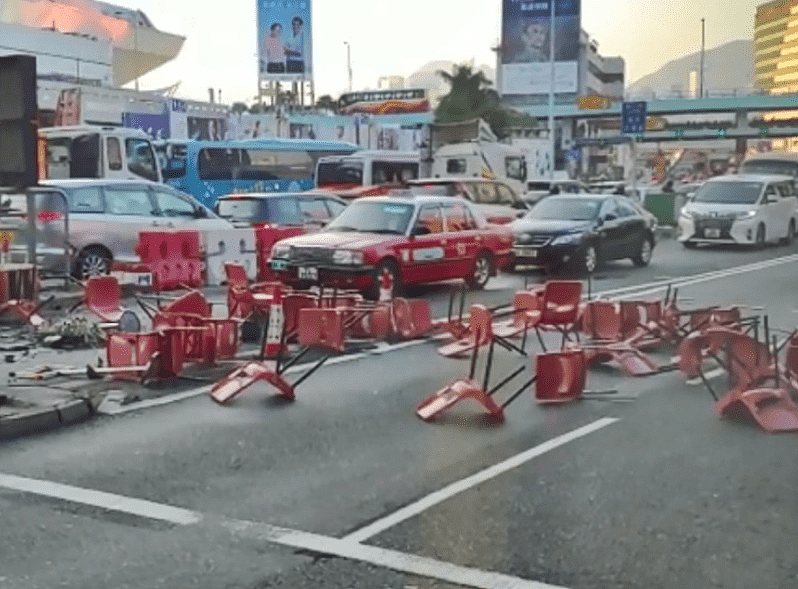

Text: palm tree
xmin=436 ymin=64 xmax=536 ymax=138
xmin=315 ymin=94 xmax=338 ymax=112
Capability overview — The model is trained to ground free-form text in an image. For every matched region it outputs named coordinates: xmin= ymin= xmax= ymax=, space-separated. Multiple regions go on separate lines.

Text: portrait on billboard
xmin=187 ymin=117 xmax=227 ymax=141
xmin=501 ymin=0 xmax=581 ymax=95
xmin=258 ymin=0 xmax=313 ymax=82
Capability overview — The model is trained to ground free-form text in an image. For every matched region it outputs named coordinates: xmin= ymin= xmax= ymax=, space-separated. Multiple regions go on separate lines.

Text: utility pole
xmin=344 ymin=41 xmax=353 ymax=92
xmin=547 ymin=0 xmax=556 ymax=181
xmin=699 ymin=18 xmax=705 ymax=99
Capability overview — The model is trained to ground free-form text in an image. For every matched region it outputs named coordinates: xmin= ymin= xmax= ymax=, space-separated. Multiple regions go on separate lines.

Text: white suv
xmin=678 ymin=174 xmax=798 ymax=249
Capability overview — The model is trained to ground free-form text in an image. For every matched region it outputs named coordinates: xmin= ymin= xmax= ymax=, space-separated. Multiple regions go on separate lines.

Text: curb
xmin=0 ymin=398 xmax=94 ymax=440
xmin=0 ymin=407 xmax=61 ymax=439
xmin=57 ymin=399 xmax=94 ymax=426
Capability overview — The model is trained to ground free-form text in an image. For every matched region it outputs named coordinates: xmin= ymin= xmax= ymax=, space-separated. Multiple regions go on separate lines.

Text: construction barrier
xmin=204 ymin=229 xmax=258 ymax=286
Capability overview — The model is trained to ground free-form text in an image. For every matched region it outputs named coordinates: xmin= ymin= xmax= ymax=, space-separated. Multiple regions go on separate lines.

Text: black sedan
xmin=508 ymin=195 xmax=657 ymax=274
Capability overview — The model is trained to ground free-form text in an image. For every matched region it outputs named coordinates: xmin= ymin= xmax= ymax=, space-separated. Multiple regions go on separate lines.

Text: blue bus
xmin=155 ymin=139 xmax=360 ymax=207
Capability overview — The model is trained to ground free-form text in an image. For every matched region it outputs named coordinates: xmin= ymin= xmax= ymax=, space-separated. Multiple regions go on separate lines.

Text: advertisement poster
xmin=123 ymin=110 xmax=171 ymax=140
xmin=501 ymin=0 xmax=581 ymax=95
xmin=187 ymin=117 xmax=228 ymax=141
xmin=257 ymin=0 xmax=313 ymax=82
xmin=54 ymin=88 xmax=81 ymax=126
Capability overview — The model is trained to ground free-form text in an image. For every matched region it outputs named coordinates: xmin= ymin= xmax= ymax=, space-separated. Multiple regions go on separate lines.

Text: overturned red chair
xmin=71 ymin=276 xmax=141 ymax=332
xmin=577 ymin=301 xmax=661 ymax=377
xmin=211 ymin=306 xmax=350 ymax=406
xmin=224 ymin=262 xmax=282 ymax=320
xmin=438 ymin=304 xmax=527 ymax=359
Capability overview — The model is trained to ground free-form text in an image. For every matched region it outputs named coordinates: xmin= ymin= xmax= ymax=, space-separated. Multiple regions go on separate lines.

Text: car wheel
xmin=632 ymin=236 xmax=654 ymax=267
xmin=580 ymin=244 xmax=598 ymax=275
xmin=786 ymin=220 xmax=796 ymax=245
xmin=367 ymin=260 xmax=401 ymax=301
xmin=755 ymin=223 xmax=766 ymax=249
xmin=465 ymin=252 xmax=492 ymax=290
xmin=73 ymin=246 xmax=111 ymax=279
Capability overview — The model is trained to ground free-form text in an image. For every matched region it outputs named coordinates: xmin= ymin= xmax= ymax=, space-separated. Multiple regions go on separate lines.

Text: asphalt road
xmin=3 ymin=236 xmax=798 ymax=589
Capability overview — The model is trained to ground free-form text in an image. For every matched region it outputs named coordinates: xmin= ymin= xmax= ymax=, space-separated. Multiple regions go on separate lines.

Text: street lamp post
xmin=699 ymin=18 xmax=705 ymax=99
xmin=344 ymin=41 xmax=353 ymax=92
xmin=134 ymin=21 xmax=139 ymax=92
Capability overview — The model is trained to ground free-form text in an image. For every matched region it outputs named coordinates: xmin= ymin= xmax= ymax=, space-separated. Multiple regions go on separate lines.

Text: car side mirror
xmin=195 ymin=207 xmax=208 ymax=218
xmin=412 ymin=225 xmax=431 ymax=237
xmin=603 ymin=213 xmax=617 ymax=222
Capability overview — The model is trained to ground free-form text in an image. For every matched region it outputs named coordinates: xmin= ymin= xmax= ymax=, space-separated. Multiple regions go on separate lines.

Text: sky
xmin=128 ymin=0 xmax=763 ymax=103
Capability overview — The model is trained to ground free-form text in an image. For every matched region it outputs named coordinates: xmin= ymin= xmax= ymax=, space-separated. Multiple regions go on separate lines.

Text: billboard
xmin=123 ymin=110 xmax=171 ymax=140
xmin=257 ymin=0 xmax=313 ymax=82
xmin=501 ymin=0 xmax=581 ymax=96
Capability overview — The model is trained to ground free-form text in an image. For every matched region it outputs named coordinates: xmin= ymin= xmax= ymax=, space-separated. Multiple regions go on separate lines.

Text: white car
xmin=677 ymin=174 xmax=798 ymax=248
xmin=33 ymin=179 xmax=233 ymax=277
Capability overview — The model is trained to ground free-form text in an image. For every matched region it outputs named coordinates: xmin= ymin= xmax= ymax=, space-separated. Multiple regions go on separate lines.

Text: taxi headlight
xmin=271 ymin=244 xmax=292 ymax=259
xmin=332 ymin=249 xmax=365 ymax=265
xmin=735 ymin=210 xmax=757 ymax=220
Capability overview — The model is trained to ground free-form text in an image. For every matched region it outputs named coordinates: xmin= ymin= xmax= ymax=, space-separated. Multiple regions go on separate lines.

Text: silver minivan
xmin=33 ymin=179 xmax=232 ymax=277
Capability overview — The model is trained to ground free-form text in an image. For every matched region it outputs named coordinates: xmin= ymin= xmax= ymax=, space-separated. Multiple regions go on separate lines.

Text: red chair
xmin=516 ymin=281 xmax=583 ymax=352
xmin=391 ymin=298 xmax=433 ymax=340
xmin=578 ymin=301 xmax=660 ymax=377
xmin=535 ymin=350 xmax=587 ymax=404
xmin=84 ymin=276 xmax=125 ymax=323
xmin=438 ymin=305 xmax=495 ymax=358
xmin=224 ymin=262 xmax=282 ymax=320
xmin=493 ymin=290 xmax=544 ymax=339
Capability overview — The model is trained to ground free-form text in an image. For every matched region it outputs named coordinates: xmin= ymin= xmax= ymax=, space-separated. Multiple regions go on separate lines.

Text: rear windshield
xmin=217 ymin=197 xmax=302 ymax=226
xmin=693 ymin=182 xmax=763 ymax=205
xmin=407 ymin=183 xmax=458 ymax=197
xmin=740 ymin=160 xmax=798 ymax=177
xmin=317 ymin=161 xmax=364 ymax=187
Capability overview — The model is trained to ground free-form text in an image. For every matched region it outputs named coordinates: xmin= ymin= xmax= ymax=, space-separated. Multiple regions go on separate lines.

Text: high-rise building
xmin=755 ymin=0 xmax=798 ymax=94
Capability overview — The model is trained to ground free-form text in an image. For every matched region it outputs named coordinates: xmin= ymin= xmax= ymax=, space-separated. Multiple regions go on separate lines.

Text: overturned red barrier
xmin=391 ymin=298 xmax=433 ymax=340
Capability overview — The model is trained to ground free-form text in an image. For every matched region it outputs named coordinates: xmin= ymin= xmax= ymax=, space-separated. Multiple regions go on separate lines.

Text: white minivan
xmin=678 ymin=174 xmax=798 ymax=248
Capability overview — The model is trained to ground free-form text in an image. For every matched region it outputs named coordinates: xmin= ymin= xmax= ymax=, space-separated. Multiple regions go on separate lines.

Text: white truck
xmin=38 ymin=126 xmax=162 ymax=184
xmin=424 ymin=119 xmax=529 ymax=196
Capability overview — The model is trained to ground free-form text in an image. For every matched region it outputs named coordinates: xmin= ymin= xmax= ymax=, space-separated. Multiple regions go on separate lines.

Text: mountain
xmin=627 ymin=39 xmax=754 ymax=98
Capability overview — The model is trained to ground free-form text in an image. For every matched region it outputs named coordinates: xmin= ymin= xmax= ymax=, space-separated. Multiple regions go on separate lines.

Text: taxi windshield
xmin=327 ymin=201 xmax=414 ymax=234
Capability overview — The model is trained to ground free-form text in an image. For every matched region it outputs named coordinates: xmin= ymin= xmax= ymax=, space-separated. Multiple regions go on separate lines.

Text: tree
xmin=315 ymin=94 xmax=338 ymax=112
xmin=435 ymin=64 xmax=535 ymax=138
xmin=231 ymin=102 xmax=248 ymax=114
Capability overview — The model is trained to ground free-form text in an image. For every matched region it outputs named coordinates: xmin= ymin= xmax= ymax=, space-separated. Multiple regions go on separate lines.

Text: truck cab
xmin=431 ymin=141 xmax=528 ymax=196
xmin=38 ymin=126 xmax=162 ymax=184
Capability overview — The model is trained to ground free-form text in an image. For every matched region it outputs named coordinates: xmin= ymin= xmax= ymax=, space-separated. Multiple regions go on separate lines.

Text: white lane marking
xmin=342 ymin=417 xmax=620 ymax=544
xmin=226 ymin=520 xmax=568 ymax=589
xmin=0 ymin=473 xmax=568 ymax=589
xmin=105 ymin=253 xmax=798 ymax=415
xmin=686 ymin=367 xmax=725 ymax=386
xmin=0 ymin=473 xmax=202 ymax=525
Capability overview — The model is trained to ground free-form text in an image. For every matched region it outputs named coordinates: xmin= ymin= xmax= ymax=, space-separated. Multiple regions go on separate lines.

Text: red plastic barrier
xmin=136 ymin=231 xmax=204 ymax=291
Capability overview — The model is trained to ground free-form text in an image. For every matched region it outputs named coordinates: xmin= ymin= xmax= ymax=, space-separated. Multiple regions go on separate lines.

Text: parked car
xmin=403 ymin=178 xmax=529 ymax=224
xmin=509 ymin=194 xmax=657 ymax=274
xmin=214 ymin=192 xmax=347 ymax=230
xmin=269 ymin=195 xmax=514 ymax=299
xmin=36 ymin=179 xmax=231 ymax=278
xmin=678 ymin=174 xmax=798 ymax=249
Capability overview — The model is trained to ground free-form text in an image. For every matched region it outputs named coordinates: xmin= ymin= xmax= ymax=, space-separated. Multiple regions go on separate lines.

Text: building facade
xmin=755 ymin=0 xmax=798 ymax=94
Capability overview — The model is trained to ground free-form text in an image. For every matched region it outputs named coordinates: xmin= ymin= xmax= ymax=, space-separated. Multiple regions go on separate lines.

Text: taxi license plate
xmin=705 ymin=228 xmax=721 ymax=239
xmin=297 ymin=267 xmax=318 ymax=281
xmin=517 ymin=248 xmax=538 ymax=259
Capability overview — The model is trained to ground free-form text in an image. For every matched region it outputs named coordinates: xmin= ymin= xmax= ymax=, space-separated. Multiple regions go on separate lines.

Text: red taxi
xmin=269 ymin=196 xmax=514 ymax=299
